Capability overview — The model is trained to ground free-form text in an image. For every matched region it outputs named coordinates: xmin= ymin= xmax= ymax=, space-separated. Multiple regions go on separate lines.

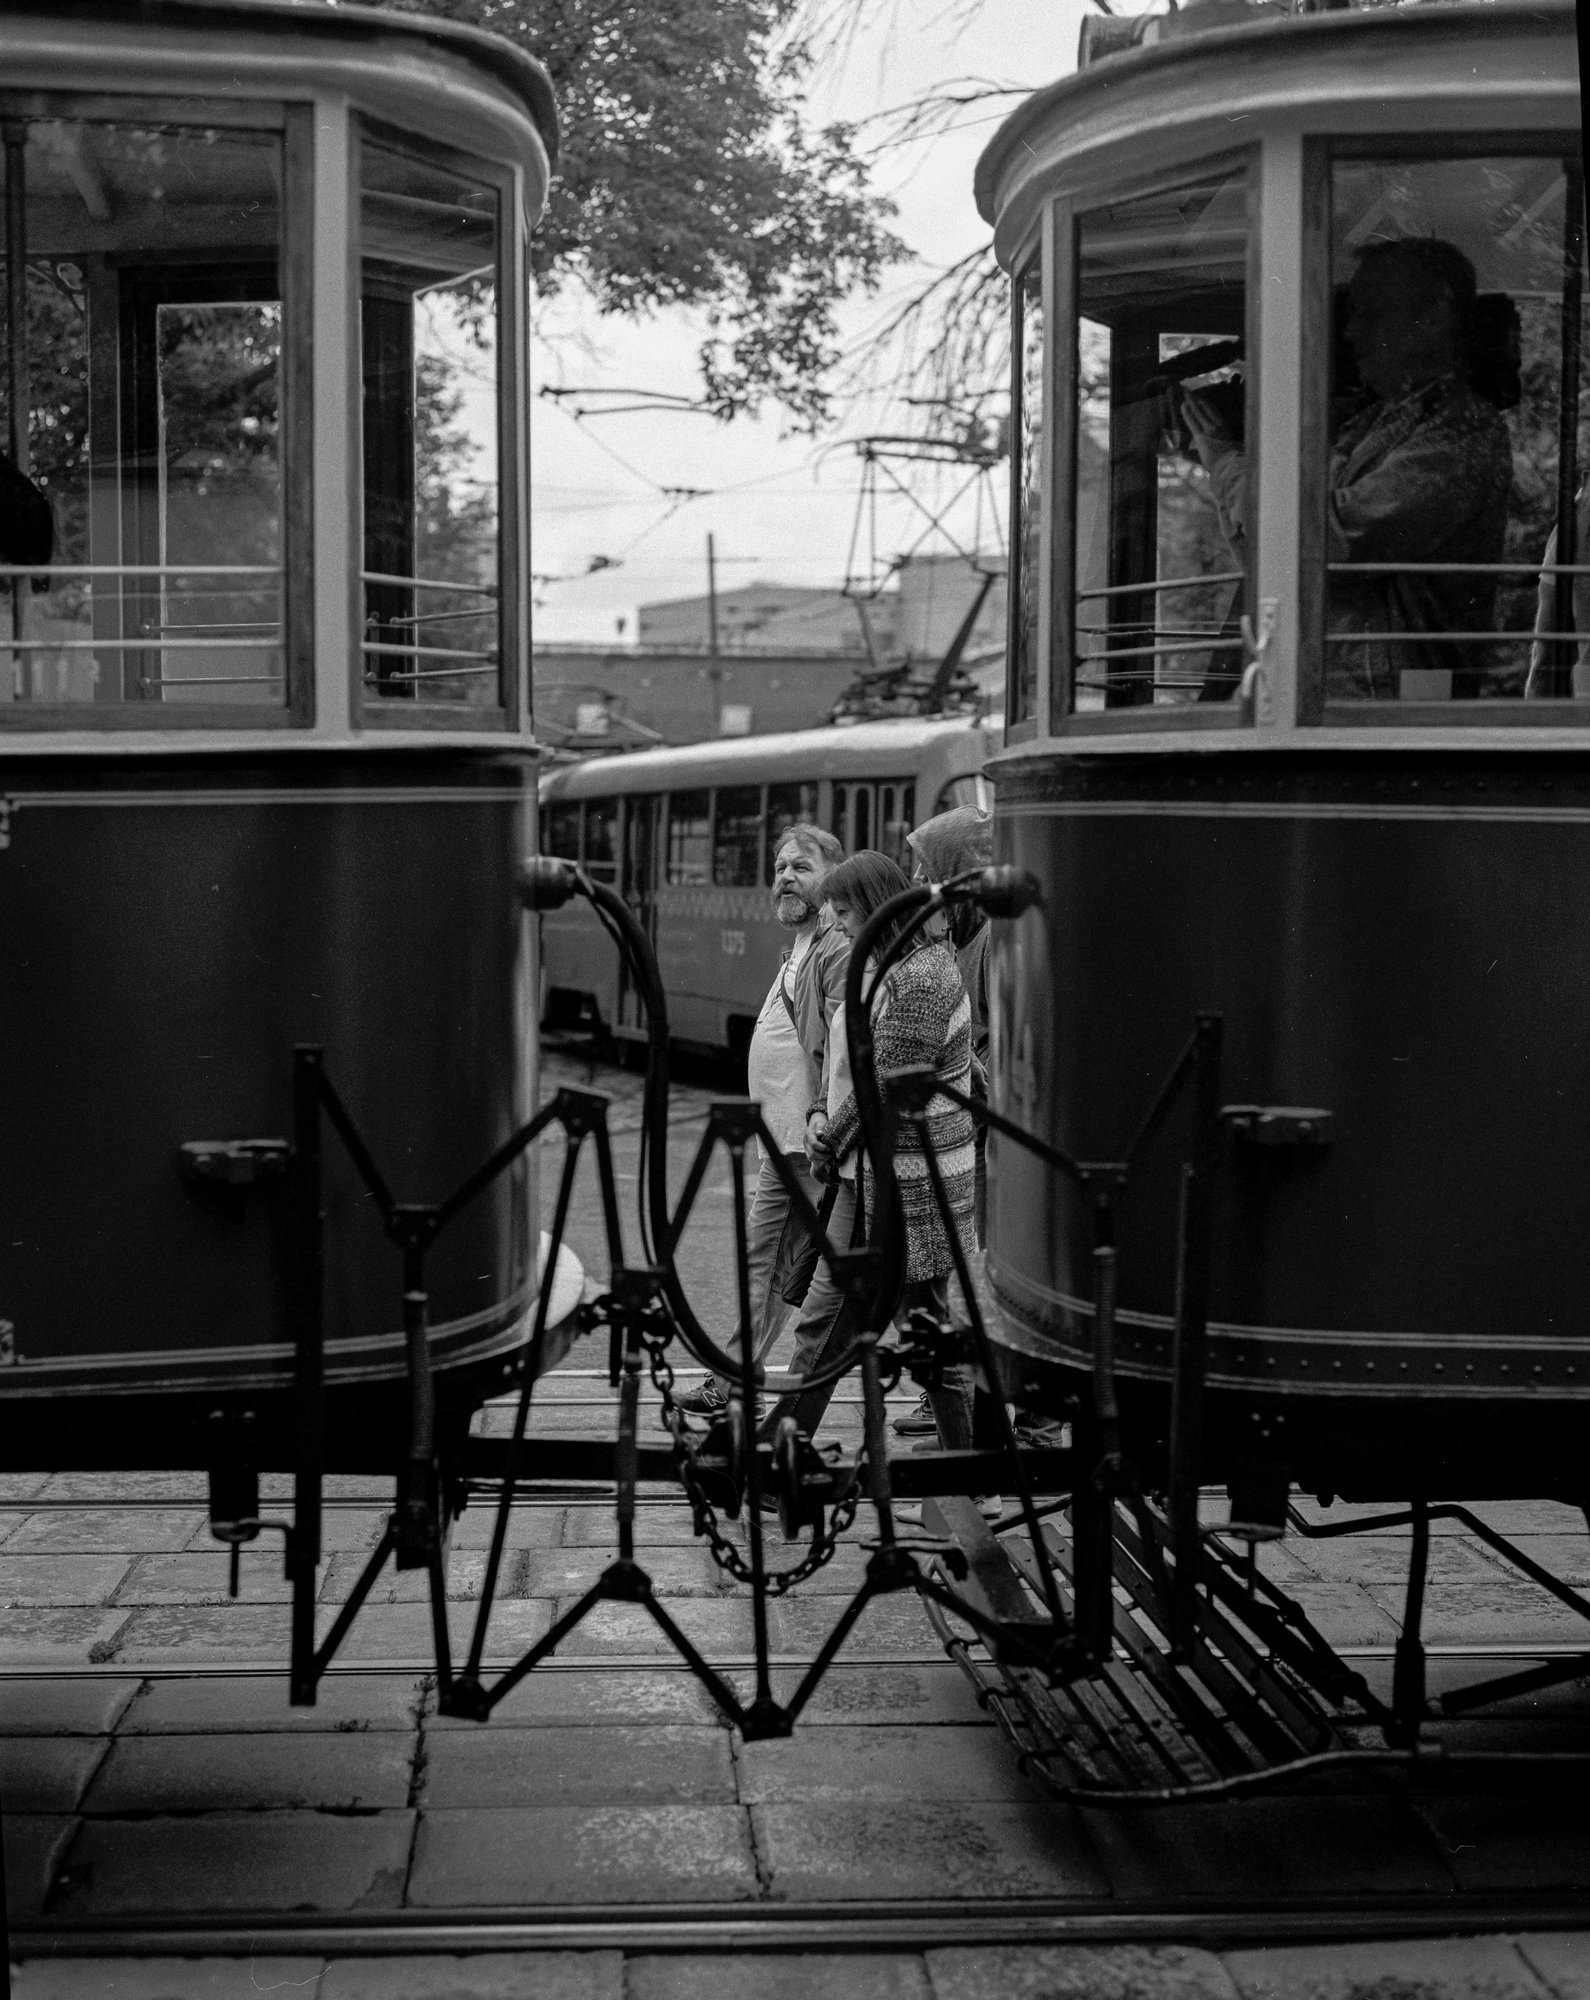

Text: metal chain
xmin=642 ymin=1327 xmax=857 ymax=1595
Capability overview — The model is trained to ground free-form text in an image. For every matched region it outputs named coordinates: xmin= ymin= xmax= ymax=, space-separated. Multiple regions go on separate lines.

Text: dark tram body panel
xmin=987 ymin=751 xmax=1590 ymax=1494
xmin=0 ymin=4 xmax=563 ymax=1475
xmin=0 ymin=755 xmax=537 ymax=1453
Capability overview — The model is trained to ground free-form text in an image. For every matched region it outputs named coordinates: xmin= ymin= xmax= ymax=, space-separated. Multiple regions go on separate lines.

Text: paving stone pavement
xmin=4 ymin=1053 xmax=1590 ymax=1991
xmin=11 ymin=1938 xmax=1590 ymax=1998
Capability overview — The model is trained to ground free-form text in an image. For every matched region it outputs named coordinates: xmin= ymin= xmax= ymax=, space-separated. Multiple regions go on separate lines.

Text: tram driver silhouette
xmin=1184 ymin=236 xmax=1513 ymax=700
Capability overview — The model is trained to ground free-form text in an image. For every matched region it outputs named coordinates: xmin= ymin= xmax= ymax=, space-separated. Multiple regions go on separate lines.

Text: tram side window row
xmin=0 ymin=116 xmax=288 ymax=712
xmin=1033 ymin=141 xmax=1588 ymax=721
xmin=1318 ymin=148 xmax=1585 ymax=706
xmin=542 ymin=778 xmax=937 ymax=892
xmin=359 ymin=124 xmax=506 ymax=714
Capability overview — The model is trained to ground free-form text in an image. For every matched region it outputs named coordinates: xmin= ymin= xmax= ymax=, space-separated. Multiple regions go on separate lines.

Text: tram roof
xmin=975 ymin=0 xmax=1573 ymax=239
xmin=14 ymin=0 xmax=559 ymax=165
xmin=540 ymin=715 xmax=998 ymax=797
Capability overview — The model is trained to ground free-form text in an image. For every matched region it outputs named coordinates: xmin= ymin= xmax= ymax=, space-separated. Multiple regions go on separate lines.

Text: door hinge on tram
xmin=1222 ymin=1106 xmax=1333 ymax=1149
xmin=179 ymin=1138 xmax=292 ymax=1187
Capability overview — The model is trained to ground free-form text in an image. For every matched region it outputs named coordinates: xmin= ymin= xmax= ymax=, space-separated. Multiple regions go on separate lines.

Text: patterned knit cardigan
xmin=826 ymin=941 xmax=978 ymax=1284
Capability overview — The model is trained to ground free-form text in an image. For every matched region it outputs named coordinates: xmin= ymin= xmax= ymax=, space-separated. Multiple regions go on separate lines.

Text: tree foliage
xmin=389 ymin=0 xmax=907 ymax=426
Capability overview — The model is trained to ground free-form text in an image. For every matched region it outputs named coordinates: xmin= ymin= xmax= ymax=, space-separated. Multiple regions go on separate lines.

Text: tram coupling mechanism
xmin=517 ymin=855 xmax=581 ymax=909
xmin=1222 ymin=1105 xmax=1334 ymax=1149
xmin=895 ymin=1307 xmax=966 ymax=1396
xmin=966 ymin=865 xmax=1041 ymax=917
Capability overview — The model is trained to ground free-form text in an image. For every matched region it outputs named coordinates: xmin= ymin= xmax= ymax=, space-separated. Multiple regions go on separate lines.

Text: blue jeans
xmin=759 ymin=1186 xmax=974 ymax=1449
xmin=712 ymin=1153 xmax=818 ymax=1399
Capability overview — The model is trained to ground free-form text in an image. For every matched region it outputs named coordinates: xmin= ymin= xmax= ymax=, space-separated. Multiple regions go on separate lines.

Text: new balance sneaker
xmin=891 ymin=1391 xmax=937 ymax=1437
xmin=658 ymin=1381 xmax=727 ymax=1429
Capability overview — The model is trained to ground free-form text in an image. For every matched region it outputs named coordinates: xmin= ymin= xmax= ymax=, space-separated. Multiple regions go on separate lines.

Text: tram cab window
xmin=1315 ymin=150 xmax=1587 ymax=707
xmin=713 ymin=785 xmax=762 ymax=887
xmin=1067 ymin=162 xmax=1250 ymax=715
xmin=665 ymin=789 xmax=712 ymax=885
xmin=543 ymin=802 xmax=581 ymax=860
xmin=0 ymin=119 xmax=288 ymax=713
xmin=764 ymin=780 xmax=818 ymax=883
xmin=359 ymin=129 xmax=504 ymax=712
xmin=584 ymin=798 xmax=619 ymax=884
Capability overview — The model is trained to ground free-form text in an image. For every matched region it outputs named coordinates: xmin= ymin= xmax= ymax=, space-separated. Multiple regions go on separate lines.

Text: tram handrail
xmin=361 ymin=569 xmax=498 ymax=596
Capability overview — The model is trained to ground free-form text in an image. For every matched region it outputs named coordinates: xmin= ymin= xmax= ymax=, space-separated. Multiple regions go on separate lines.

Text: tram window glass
xmin=831 ymin=777 xmax=910 ymax=857
xmin=765 ymin=780 xmax=818 ymax=883
xmin=359 ymin=130 xmax=502 ymax=711
xmin=878 ymin=781 xmax=916 ymax=867
xmin=935 ymin=773 xmax=990 ymax=814
xmin=1010 ymin=255 xmax=1043 ymax=726
xmin=713 ymin=785 xmax=762 ymax=887
xmin=0 ymin=119 xmax=286 ymax=713
xmin=1070 ymin=163 xmax=1250 ymax=714
xmin=584 ymin=798 xmax=619 ymax=883
xmin=666 ymin=789 xmax=712 ymax=884
xmin=1319 ymin=150 xmax=1588 ymax=706
xmin=544 ymin=802 xmax=581 ymax=860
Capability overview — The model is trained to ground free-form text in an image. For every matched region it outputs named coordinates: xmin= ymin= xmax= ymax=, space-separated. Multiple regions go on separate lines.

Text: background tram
xmin=977 ymin=0 xmax=1586 ymax=1501
xmin=0 ymin=1 xmax=566 ymax=1474
xmin=537 ymin=715 xmax=996 ymax=1056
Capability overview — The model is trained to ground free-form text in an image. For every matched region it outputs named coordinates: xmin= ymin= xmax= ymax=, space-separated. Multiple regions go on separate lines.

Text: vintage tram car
xmin=0 ymin=0 xmax=569 ymax=1475
xmin=975 ymin=0 xmax=1585 ymax=1504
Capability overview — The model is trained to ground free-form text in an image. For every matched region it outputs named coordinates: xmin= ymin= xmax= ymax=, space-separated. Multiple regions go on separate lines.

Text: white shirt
xmin=748 ymin=929 xmax=816 ymax=1161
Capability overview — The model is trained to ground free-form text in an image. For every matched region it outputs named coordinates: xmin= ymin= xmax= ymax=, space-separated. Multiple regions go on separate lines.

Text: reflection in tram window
xmin=713 ymin=784 xmax=762 ymax=887
xmin=1010 ymin=255 xmax=1042 ymax=725
xmin=666 ymin=788 xmax=712 ymax=884
xmin=360 ymin=131 xmax=502 ymax=709
xmin=1322 ymin=151 xmax=1587 ymax=704
xmin=0 ymin=120 xmax=286 ymax=710
xmin=1071 ymin=162 xmax=1249 ymax=714
xmin=764 ymin=779 xmax=818 ymax=882
xmin=584 ymin=797 xmax=619 ymax=884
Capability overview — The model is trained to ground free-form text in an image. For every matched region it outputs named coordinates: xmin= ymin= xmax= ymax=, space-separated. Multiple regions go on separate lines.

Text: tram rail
xmin=16 ymin=1894 xmax=1590 ymax=1961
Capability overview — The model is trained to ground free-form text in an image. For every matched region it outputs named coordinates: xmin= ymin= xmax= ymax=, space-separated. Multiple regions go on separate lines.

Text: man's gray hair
xmin=775 ymin=822 xmax=843 ymax=869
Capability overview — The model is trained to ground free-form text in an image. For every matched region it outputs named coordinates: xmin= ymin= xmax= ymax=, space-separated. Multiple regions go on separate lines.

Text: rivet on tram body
xmin=1533 ymin=1365 xmax=1543 ymax=1378
xmin=1434 ymin=1362 xmax=1443 ymax=1372
xmin=1365 ymin=1360 xmax=1374 ymax=1371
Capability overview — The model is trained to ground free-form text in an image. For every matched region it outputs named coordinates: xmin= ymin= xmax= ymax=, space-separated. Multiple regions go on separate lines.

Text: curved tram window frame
xmin=355 ymin=115 xmax=520 ymax=734
xmin=0 ymin=96 xmax=313 ymax=730
xmin=1045 ymin=151 xmax=1260 ymax=738
xmin=1301 ymin=132 xmax=1588 ymax=728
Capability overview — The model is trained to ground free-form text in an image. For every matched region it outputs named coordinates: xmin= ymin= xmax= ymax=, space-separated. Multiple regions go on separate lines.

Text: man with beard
xmin=670 ymin=822 xmax=847 ymax=1418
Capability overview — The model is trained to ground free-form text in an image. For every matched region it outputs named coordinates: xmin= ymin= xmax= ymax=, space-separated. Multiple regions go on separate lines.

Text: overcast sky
xmin=530 ymin=0 xmax=1088 ymax=645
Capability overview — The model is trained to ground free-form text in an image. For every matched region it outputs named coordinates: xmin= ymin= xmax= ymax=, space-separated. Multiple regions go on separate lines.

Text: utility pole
xmin=706 ymin=533 xmax=722 ymax=733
